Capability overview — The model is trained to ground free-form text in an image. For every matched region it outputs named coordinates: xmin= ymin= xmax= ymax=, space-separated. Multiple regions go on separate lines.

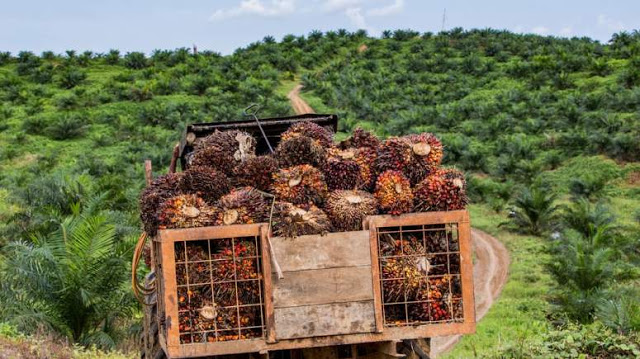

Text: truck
xmin=133 ymin=113 xmax=475 ymax=359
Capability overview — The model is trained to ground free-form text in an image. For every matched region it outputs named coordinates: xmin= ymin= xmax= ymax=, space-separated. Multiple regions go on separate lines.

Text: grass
xmin=442 ymin=204 xmax=553 ymax=358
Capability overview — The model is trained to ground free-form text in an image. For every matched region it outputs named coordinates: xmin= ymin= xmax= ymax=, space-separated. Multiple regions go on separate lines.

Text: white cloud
xmin=210 ymin=0 xmax=296 ymax=21
xmin=323 ymin=0 xmax=363 ymax=13
xmin=597 ymin=14 xmax=625 ymax=32
xmin=345 ymin=7 xmax=370 ymax=30
xmin=367 ymin=0 xmax=404 ymax=16
xmin=559 ymin=26 xmax=572 ymax=36
xmin=531 ymin=26 xmax=549 ymax=35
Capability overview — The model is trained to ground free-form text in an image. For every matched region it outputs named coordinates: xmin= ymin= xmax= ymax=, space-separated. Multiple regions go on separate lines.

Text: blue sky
xmin=1 ymin=0 xmax=638 ymax=55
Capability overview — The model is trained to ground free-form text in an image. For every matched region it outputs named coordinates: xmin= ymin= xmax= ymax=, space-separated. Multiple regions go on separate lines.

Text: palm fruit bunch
xmin=157 ymin=194 xmax=218 ymax=229
xmin=339 ymin=128 xmax=379 ymax=190
xmin=139 ymin=172 xmax=183 ymax=236
xmin=178 ymin=165 xmax=230 ymax=204
xmin=339 ymin=127 xmax=381 ymax=150
xmin=325 ymin=190 xmax=378 ymax=231
xmin=281 ymin=121 xmax=334 ymax=148
xmin=215 ymin=187 xmax=270 ymax=225
xmin=403 ymin=133 xmax=444 ymax=185
xmin=272 ymin=164 xmax=328 ymax=205
xmin=413 ymin=168 xmax=468 ymax=212
xmin=232 ymin=155 xmax=278 ymax=192
xmin=275 ymin=135 xmax=326 ymax=168
xmin=374 ymin=170 xmax=413 ymax=215
xmin=189 ymin=130 xmax=256 ymax=175
xmin=272 ymin=202 xmax=332 ymax=238
xmin=375 ymin=137 xmax=413 ymax=174
xmin=322 ymin=148 xmax=362 ymax=190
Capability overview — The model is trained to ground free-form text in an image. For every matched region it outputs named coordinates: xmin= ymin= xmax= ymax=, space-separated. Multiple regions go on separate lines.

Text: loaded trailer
xmin=135 ymin=114 xmax=475 ymax=359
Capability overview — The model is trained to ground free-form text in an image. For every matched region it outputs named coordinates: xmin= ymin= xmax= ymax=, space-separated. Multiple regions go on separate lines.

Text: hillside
xmin=1 ymin=29 xmax=639 ymax=357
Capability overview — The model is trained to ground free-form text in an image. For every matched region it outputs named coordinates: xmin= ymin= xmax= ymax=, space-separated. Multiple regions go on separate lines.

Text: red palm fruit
xmin=413 ymin=168 xmax=468 ymax=212
xmin=232 ymin=155 xmax=278 ymax=192
xmin=272 ymin=202 xmax=332 ymax=238
xmin=354 ymin=146 xmax=378 ymax=190
xmin=325 ymin=190 xmax=378 ymax=232
xmin=275 ymin=135 xmax=325 ymax=168
xmin=375 ymin=137 xmax=413 ymax=175
xmin=322 ymin=148 xmax=362 ymax=190
xmin=216 ymin=187 xmax=270 ymax=225
xmin=178 ymin=165 xmax=230 ymax=204
xmin=272 ymin=165 xmax=328 ymax=205
xmin=139 ymin=172 xmax=183 ymax=236
xmin=189 ymin=130 xmax=256 ymax=175
xmin=157 ymin=194 xmax=218 ymax=229
xmin=403 ymin=133 xmax=444 ymax=185
xmin=374 ymin=170 xmax=413 ymax=215
xmin=281 ymin=121 xmax=333 ymax=147
xmin=339 ymin=127 xmax=380 ymax=149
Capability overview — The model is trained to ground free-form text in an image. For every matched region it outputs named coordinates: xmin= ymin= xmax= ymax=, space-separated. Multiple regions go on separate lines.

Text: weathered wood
xmin=160 ymin=239 xmax=180 ymax=351
xmin=369 ymin=227 xmax=384 ymax=333
xmin=368 ymin=210 xmax=469 ymax=228
xmin=144 ymin=160 xmax=153 ymax=186
xmin=274 ymin=301 xmax=376 ymax=339
xmin=157 ymin=223 xmax=263 ymax=242
xmin=270 ymin=231 xmax=371 ymax=272
xmin=260 ymin=225 xmax=276 ymax=344
xmin=273 ymin=266 xmax=373 ymax=308
xmin=169 ymin=143 xmax=180 ymax=173
xmin=458 ymin=211 xmax=476 ymax=329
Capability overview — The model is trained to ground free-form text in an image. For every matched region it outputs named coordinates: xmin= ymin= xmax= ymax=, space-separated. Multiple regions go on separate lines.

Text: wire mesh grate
xmin=377 ymin=223 xmax=464 ymax=326
xmin=174 ymin=236 xmax=265 ymax=344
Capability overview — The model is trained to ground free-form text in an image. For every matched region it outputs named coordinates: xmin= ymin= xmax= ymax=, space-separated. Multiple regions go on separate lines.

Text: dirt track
xmin=287 ymin=84 xmax=511 ymax=357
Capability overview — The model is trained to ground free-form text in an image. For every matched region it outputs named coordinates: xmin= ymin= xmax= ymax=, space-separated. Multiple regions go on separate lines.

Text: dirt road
xmin=287 ymin=84 xmax=315 ymax=114
xmin=287 ymin=84 xmax=511 ymax=357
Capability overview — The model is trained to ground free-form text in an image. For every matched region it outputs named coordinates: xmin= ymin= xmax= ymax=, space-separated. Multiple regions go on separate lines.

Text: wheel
xmin=399 ymin=339 xmax=431 ymax=359
xmin=140 ymin=272 xmax=166 ymax=359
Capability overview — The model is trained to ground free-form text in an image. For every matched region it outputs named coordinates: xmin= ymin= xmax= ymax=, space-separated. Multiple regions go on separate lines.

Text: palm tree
xmin=0 ymin=214 xmax=134 ymax=349
xmin=500 ymin=184 xmax=561 ymax=235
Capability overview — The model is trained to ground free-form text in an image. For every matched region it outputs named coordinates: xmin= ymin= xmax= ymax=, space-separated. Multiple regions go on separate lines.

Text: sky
xmin=1 ymin=0 xmax=638 ymax=55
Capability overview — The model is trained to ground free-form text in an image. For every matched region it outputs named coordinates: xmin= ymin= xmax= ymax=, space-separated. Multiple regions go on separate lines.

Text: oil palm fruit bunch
xmin=322 ymin=148 xmax=362 ymax=190
xmin=272 ymin=165 xmax=328 ymax=205
xmin=353 ymin=146 xmax=378 ymax=190
xmin=403 ymin=133 xmax=444 ymax=185
xmin=232 ymin=155 xmax=278 ymax=192
xmin=413 ymin=168 xmax=468 ymax=212
xmin=215 ymin=187 xmax=270 ymax=225
xmin=275 ymin=135 xmax=326 ymax=168
xmin=374 ymin=170 xmax=413 ymax=215
xmin=325 ymin=190 xmax=378 ymax=232
xmin=272 ymin=202 xmax=332 ymax=238
xmin=139 ymin=172 xmax=183 ymax=236
xmin=157 ymin=194 xmax=218 ymax=229
xmin=178 ymin=165 xmax=231 ymax=204
xmin=189 ymin=130 xmax=256 ymax=175
xmin=339 ymin=127 xmax=380 ymax=150
xmin=375 ymin=137 xmax=413 ymax=174
xmin=281 ymin=121 xmax=333 ymax=147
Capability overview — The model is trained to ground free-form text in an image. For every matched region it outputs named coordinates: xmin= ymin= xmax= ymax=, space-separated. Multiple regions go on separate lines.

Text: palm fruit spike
xmin=232 ymin=155 xmax=278 ymax=192
xmin=272 ymin=165 xmax=328 ymax=205
xmin=157 ymin=194 xmax=218 ymax=229
xmin=272 ymin=202 xmax=332 ymax=238
xmin=189 ymin=130 xmax=256 ymax=175
xmin=404 ymin=133 xmax=444 ymax=185
xmin=354 ymin=146 xmax=378 ymax=191
xmin=216 ymin=187 xmax=270 ymax=225
xmin=139 ymin=172 xmax=183 ymax=236
xmin=178 ymin=165 xmax=230 ymax=204
xmin=281 ymin=121 xmax=333 ymax=147
xmin=413 ymin=168 xmax=468 ymax=212
xmin=375 ymin=137 xmax=413 ymax=174
xmin=374 ymin=170 xmax=413 ymax=215
xmin=339 ymin=127 xmax=380 ymax=149
xmin=275 ymin=135 xmax=325 ymax=168
xmin=322 ymin=148 xmax=362 ymax=190
xmin=325 ymin=190 xmax=378 ymax=232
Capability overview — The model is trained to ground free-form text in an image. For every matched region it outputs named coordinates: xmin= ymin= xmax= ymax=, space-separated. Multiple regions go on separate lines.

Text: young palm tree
xmin=0 ymin=214 xmax=134 ymax=349
xmin=500 ymin=184 xmax=561 ymax=236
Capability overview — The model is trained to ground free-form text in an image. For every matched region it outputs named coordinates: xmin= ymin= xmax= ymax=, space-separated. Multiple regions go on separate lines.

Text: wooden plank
xmin=274 ymin=301 xmax=376 ymax=339
xmin=458 ymin=212 xmax=476 ymax=328
xmin=368 ymin=210 xmax=468 ymax=228
xmin=273 ymin=266 xmax=373 ymax=308
xmin=270 ymin=231 xmax=370 ymax=272
xmin=160 ymin=240 xmax=180 ymax=352
xmin=369 ymin=228 xmax=384 ymax=333
xmin=259 ymin=225 xmax=276 ymax=344
xmin=158 ymin=223 xmax=263 ymax=242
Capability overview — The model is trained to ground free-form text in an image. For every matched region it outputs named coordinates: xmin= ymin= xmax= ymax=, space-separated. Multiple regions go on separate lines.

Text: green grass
xmin=442 ymin=204 xmax=552 ymax=358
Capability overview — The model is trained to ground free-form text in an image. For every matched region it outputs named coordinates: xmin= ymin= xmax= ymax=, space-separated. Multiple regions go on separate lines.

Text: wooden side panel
xmin=458 ymin=211 xmax=476 ymax=329
xmin=270 ymin=231 xmax=370 ymax=272
xmin=273 ymin=266 xmax=373 ymax=307
xmin=274 ymin=301 xmax=376 ymax=339
xmin=259 ymin=226 xmax=276 ymax=343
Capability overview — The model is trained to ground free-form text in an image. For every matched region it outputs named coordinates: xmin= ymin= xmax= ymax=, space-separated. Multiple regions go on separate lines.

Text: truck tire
xmin=140 ymin=272 xmax=166 ymax=359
